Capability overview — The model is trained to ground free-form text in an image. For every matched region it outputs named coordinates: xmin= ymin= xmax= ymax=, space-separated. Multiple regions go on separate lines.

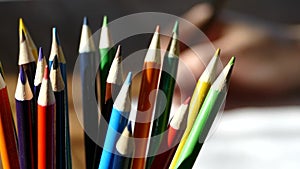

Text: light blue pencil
xmin=98 ymin=72 xmax=132 ymax=169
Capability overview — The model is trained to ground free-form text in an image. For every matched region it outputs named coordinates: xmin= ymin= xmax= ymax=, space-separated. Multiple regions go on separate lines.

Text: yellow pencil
xmin=169 ymin=49 xmax=221 ymax=169
xmin=19 ymin=18 xmax=38 ymax=60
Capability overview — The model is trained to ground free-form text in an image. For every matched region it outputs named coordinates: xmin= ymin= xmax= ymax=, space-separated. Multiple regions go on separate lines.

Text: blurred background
xmin=0 ymin=0 xmax=299 ymax=168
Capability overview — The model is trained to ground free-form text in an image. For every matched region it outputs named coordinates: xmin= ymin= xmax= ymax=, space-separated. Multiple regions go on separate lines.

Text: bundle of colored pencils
xmin=0 ymin=18 xmax=72 ymax=169
xmin=79 ymin=16 xmax=235 ymax=169
xmin=0 ymin=16 xmax=235 ymax=169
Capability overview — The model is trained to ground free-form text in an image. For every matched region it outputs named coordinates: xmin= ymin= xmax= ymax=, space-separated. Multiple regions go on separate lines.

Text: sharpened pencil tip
xmin=229 ymin=56 xmax=235 ymax=65
xmin=20 ymin=66 xmax=26 ymax=84
xmin=127 ymin=121 xmax=132 ymax=134
xmin=173 ymin=21 xmax=179 ymax=34
xmin=125 ymin=72 xmax=132 ymax=85
xmin=44 ymin=65 xmax=49 ymax=79
xmin=53 ymin=55 xmax=59 ymax=70
xmin=184 ymin=97 xmax=191 ymax=105
xmin=215 ymin=48 xmax=221 ymax=57
xmin=38 ymin=47 xmax=43 ymax=61
xmin=116 ymin=45 xmax=121 ymax=59
xmin=155 ymin=25 xmax=160 ymax=33
xmin=53 ymin=27 xmax=61 ymax=45
xmin=102 ymin=15 xmax=108 ymax=27
xmin=19 ymin=18 xmax=25 ymax=30
xmin=83 ymin=16 xmax=88 ymax=25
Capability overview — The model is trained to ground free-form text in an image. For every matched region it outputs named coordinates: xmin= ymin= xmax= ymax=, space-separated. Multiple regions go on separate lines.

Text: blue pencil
xmin=78 ymin=17 xmax=99 ymax=169
xmin=112 ymin=122 xmax=134 ymax=169
xmin=98 ymin=72 xmax=132 ymax=169
xmin=49 ymin=27 xmax=72 ymax=168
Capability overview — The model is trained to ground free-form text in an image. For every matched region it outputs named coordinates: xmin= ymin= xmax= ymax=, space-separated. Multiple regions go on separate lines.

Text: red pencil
xmin=0 ymin=73 xmax=20 ymax=169
xmin=132 ymin=26 xmax=161 ymax=169
xmin=150 ymin=97 xmax=190 ymax=169
xmin=37 ymin=65 xmax=55 ymax=169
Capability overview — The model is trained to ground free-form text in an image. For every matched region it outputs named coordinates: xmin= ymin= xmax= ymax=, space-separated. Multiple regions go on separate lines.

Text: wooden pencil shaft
xmin=37 ymin=104 xmax=55 ymax=169
xmin=0 ymin=88 xmax=20 ymax=169
xmin=15 ymin=100 xmax=35 ymax=169
xmin=79 ymin=51 xmax=99 ymax=169
xmin=55 ymin=91 xmax=66 ymax=169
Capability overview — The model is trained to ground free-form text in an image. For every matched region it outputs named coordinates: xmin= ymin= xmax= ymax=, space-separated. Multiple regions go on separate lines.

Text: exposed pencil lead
xmin=173 ymin=21 xmax=179 ymax=35
xmin=102 ymin=15 xmax=108 ymax=27
xmin=116 ymin=45 xmax=122 ymax=59
xmin=53 ymin=27 xmax=61 ymax=45
xmin=44 ymin=65 xmax=49 ymax=80
xmin=38 ymin=47 xmax=44 ymax=61
xmin=83 ymin=16 xmax=88 ymax=25
xmin=215 ymin=48 xmax=221 ymax=57
xmin=229 ymin=56 xmax=235 ymax=65
xmin=155 ymin=25 xmax=160 ymax=33
xmin=125 ymin=72 xmax=132 ymax=85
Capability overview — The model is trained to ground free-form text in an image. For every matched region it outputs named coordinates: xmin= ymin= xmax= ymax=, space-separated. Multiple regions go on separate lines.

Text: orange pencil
xmin=0 ymin=73 xmax=20 ymax=169
xmin=37 ymin=65 xmax=55 ymax=169
xmin=132 ymin=26 xmax=161 ymax=169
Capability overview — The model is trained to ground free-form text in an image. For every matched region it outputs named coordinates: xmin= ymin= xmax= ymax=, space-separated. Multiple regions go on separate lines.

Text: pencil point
xmin=116 ymin=45 xmax=121 ymax=60
xmin=184 ymin=96 xmax=191 ymax=105
xmin=229 ymin=56 xmax=235 ymax=65
xmin=20 ymin=66 xmax=26 ymax=84
xmin=44 ymin=65 xmax=49 ymax=79
xmin=83 ymin=16 xmax=88 ymax=25
xmin=38 ymin=47 xmax=43 ymax=61
xmin=214 ymin=48 xmax=221 ymax=57
xmin=53 ymin=55 xmax=59 ymax=70
xmin=155 ymin=25 xmax=160 ymax=33
xmin=125 ymin=72 xmax=132 ymax=85
xmin=53 ymin=27 xmax=60 ymax=45
xmin=173 ymin=21 xmax=179 ymax=34
xmin=102 ymin=15 xmax=108 ymax=27
xmin=19 ymin=18 xmax=25 ymax=30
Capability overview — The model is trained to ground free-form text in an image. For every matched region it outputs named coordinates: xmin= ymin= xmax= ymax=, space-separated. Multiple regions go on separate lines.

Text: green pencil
xmin=175 ymin=57 xmax=235 ymax=169
xmin=99 ymin=15 xmax=115 ymax=119
xmin=146 ymin=21 xmax=179 ymax=169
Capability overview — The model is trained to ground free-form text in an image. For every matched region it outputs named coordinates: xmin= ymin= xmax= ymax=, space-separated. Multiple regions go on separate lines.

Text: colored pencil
xmin=34 ymin=47 xmax=46 ymax=104
xmin=169 ymin=49 xmax=221 ymax=169
xmin=0 ymin=73 xmax=20 ymax=169
xmin=146 ymin=21 xmax=179 ymax=168
xmin=19 ymin=25 xmax=37 ymax=168
xmin=112 ymin=122 xmax=135 ymax=169
xmin=49 ymin=27 xmax=72 ymax=168
xmin=98 ymin=72 xmax=132 ymax=169
xmin=78 ymin=17 xmax=99 ymax=169
xmin=93 ymin=45 xmax=123 ymax=168
xmin=104 ymin=45 xmax=123 ymax=121
xmin=99 ymin=15 xmax=115 ymax=114
xmin=19 ymin=18 xmax=38 ymax=60
xmin=175 ymin=57 xmax=235 ymax=169
xmin=150 ymin=97 xmax=190 ymax=169
xmin=37 ymin=65 xmax=55 ymax=169
xmin=50 ymin=56 xmax=66 ymax=169
xmin=15 ymin=66 xmax=35 ymax=169
xmin=132 ymin=26 xmax=161 ymax=169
